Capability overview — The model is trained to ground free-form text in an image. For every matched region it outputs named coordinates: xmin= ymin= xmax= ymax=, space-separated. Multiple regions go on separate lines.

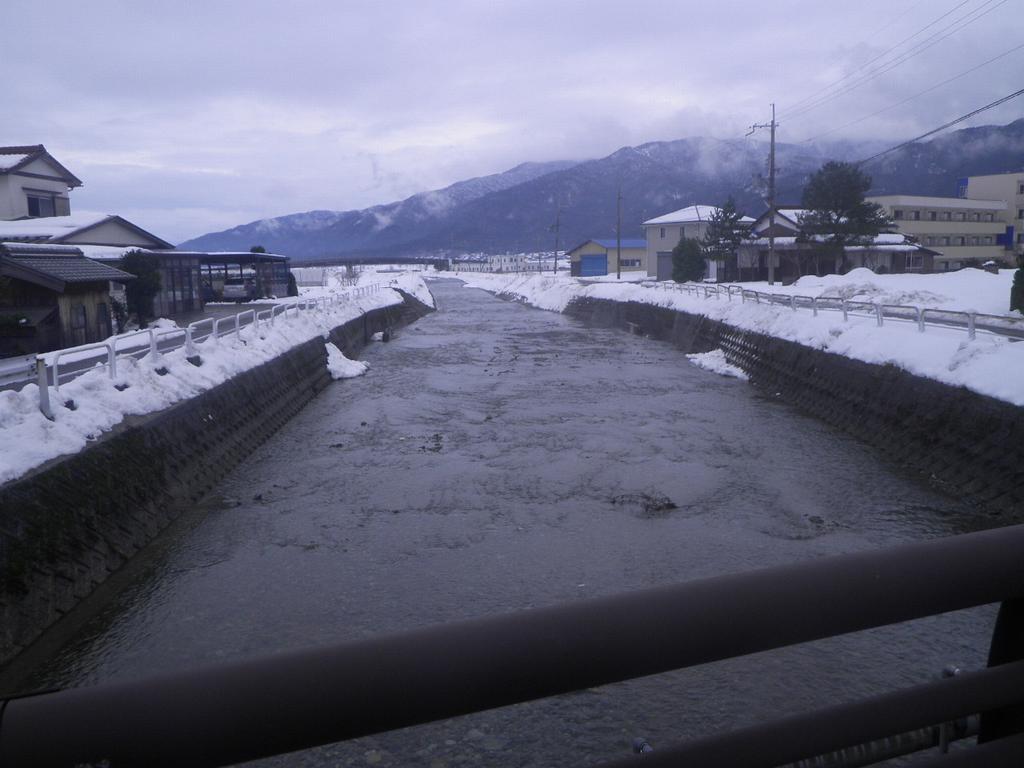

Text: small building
xmin=867 ymin=194 xmax=1009 ymax=271
xmin=0 ymin=242 xmax=133 ymax=357
xmin=736 ymin=207 xmax=939 ymax=281
xmin=642 ymin=205 xmax=755 ymax=280
xmin=0 ymin=145 xmax=82 ymax=220
xmin=566 ymin=239 xmax=646 ymax=277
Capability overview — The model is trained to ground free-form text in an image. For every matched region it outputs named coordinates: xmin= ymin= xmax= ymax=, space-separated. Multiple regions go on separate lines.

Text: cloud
xmin=5 ymin=0 xmax=1022 ymax=242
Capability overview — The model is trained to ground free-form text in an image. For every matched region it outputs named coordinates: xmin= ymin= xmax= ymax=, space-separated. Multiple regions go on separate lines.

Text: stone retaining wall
xmin=565 ymin=296 xmax=1024 ymax=515
xmin=0 ymin=293 xmax=432 ymax=666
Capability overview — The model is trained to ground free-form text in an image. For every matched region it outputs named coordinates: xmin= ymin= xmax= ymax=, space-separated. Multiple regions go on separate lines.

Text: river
xmin=6 ymin=278 xmax=996 ymax=766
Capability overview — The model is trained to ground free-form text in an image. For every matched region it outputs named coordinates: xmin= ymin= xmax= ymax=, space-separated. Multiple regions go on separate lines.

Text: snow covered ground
xmin=454 ymin=269 xmax=1024 ymax=407
xmin=0 ymin=272 xmax=431 ymax=486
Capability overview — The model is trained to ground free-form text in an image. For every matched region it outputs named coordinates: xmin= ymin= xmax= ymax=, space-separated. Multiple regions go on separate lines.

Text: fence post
xmin=790 ymin=295 xmax=796 ymax=312
xmin=812 ymin=298 xmax=818 ymax=317
xmin=235 ymin=314 xmax=242 ymax=341
xmin=968 ymin=313 xmax=976 ymax=340
xmin=875 ymin=303 xmax=884 ymax=327
xmin=148 ymin=329 xmax=157 ymax=358
xmin=36 ymin=357 xmax=54 ymax=421
xmin=185 ymin=326 xmax=196 ymax=357
xmin=917 ymin=308 xmax=925 ymax=333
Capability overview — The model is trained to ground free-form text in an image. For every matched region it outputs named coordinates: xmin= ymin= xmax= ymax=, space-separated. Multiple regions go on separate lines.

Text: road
xmin=2 ymin=279 xmax=997 ymax=767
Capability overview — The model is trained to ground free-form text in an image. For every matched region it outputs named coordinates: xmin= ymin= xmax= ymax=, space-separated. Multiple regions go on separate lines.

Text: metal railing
xmin=28 ymin=283 xmax=384 ymax=419
xmin=1 ymin=523 xmax=1022 ymax=767
xmin=646 ymin=281 xmax=1024 ymax=341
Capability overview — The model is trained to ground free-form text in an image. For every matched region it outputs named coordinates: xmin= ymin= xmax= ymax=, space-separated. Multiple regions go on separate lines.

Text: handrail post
xmin=875 ymin=303 xmax=884 ymax=327
xmin=842 ymin=300 xmax=848 ymax=322
xmin=967 ymin=312 xmax=976 ymax=340
xmin=107 ymin=342 xmax=117 ymax=379
xmin=790 ymin=295 xmax=796 ymax=311
xmin=36 ymin=356 xmax=54 ymax=421
xmin=812 ymin=297 xmax=818 ymax=317
xmin=148 ymin=329 xmax=157 ymax=358
xmin=917 ymin=308 xmax=925 ymax=333
xmin=185 ymin=326 xmax=196 ymax=357
xmin=235 ymin=314 xmax=242 ymax=341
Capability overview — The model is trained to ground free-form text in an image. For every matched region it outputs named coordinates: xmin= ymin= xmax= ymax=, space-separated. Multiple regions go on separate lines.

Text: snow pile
xmin=456 ymin=271 xmax=1024 ymax=406
xmin=326 ymin=343 xmax=369 ymax=379
xmin=291 ymin=266 xmax=436 ymax=309
xmin=0 ymin=275 xmax=432 ymax=485
xmin=686 ymin=350 xmax=749 ymax=380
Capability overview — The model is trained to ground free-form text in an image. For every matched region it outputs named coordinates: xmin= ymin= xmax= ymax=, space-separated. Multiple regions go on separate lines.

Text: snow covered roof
xmin=643 ymin=205 xmax=755 ymax=226
xmin=0 ymin=144 xmax=83 ymax=186
xmin=567 ymin=238 xmax=647 ymax=254
xmin=0 ymin=213 xmax=174 ymax=249
xmin=743 ymin=232 xmax=933 ymax=253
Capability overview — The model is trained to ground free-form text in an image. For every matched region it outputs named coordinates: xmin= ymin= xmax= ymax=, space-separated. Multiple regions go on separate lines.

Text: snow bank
xmin=326 ymin=343 xmax=369 ymax=379
xmin=686 ymin=349 xmax=749 ymax=380
xmin=0 ymin=275 xmax=432 ymax=485
xmin=456 ymin=271 xmax=1024 ymax=407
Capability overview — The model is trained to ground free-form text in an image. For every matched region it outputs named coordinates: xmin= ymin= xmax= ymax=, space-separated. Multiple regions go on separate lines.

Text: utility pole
xmin=748 ymin=103 xmax=778 ymax=285
xmin=616 ymin=184 xmax=623 ymax=280
xmin=552 ymin=205 xmax=561 ymax=275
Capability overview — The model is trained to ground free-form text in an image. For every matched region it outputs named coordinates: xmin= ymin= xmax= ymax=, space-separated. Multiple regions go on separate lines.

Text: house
xmin=566 ymin=239 xmax=646 ymax=277
xmin=0 ymin=242 xmax=133 ymax=357
xmin=866 ymin=195 xmax=1009 ymax=271
xmin=961 ymin=172 xmax=1024 ymax=260
xmin=0 ymin=145 xmax=82 ymax=220
xmin=642 ymin=205 xmax=755 ymax=280
xmin=736 ymin=207 xmax=939 ymax=281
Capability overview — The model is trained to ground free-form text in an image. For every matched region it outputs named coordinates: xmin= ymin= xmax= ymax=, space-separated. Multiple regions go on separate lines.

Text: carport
xmin=197 ymin=252 xmax=291 ymax=300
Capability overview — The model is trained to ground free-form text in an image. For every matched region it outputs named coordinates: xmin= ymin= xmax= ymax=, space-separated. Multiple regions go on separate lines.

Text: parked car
xmin=222 ymin=278 xmax=257 ymax=302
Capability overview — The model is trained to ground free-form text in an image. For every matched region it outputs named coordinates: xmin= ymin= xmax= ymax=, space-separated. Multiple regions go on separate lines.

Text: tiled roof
xmin=0 ymin=242 xmax=134 ymax=285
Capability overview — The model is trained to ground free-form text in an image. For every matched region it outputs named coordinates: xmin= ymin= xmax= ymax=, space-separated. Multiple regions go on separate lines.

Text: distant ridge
xmin=180 ymin=118 xmax=1024 ymax=261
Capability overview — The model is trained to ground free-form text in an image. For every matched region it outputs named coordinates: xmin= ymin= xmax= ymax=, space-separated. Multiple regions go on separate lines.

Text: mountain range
xmin=179 ymin=119 xmax=1024 ymax=261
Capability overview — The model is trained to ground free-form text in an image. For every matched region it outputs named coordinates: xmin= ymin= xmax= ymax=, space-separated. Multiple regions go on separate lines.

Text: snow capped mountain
xmin=179 ymin=120 xmax=1024 ymax=261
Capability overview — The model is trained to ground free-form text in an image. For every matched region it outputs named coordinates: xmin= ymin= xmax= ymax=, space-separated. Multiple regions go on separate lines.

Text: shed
xmin=566 ymin=239 xmax=647 ymax=277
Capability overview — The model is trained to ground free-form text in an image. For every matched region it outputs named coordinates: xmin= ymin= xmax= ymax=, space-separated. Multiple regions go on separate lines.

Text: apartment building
xmin=866 ymin=195 xmax=1008 ymax=270
xmin=962 ymin=172 xmax=1024 ymax=259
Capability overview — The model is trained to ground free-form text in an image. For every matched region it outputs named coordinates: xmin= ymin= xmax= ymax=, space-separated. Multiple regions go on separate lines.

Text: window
xmin=953 ymin=212 xmax=965 ymax=221
xmin=906 ymin=253 xmax=924 ymax=271
xmin=941 ymin=212 xmax=951 ymax=221
xmin=659 ymin=227 xmax=665 ymax=238
xmin=929 ymin=211 xmax=937 ymax=221
xmin=970 ymin=236 xmax=978 ymax=245
xmin=983 ymin=236 xmax=992 ymax=244
xmin=1018 ymin=209 xmax=1023 ymax=220
xmin=984 ymin=213 xmax=993 ymax=222
xmin=941 ymin=237 xmax=950 ymax=246
xmin=26 ymin=193 xmax=56 ymax=217
xmin=894 ymin=209 xmax=904 ymax=219
xmin=956 ymin=237 xmax=965 ymax=246
xmin=911 ymin=211 xmax=920 ymax=220
xmin=969 ymin=213 xmax=979 ymax=222
xmin=1018 ymin=182 xmax=1024 ymax=194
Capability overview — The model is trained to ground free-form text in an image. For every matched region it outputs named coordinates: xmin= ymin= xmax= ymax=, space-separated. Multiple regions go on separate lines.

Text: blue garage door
xmin=580 ymin=254 xmax=608 ymax=276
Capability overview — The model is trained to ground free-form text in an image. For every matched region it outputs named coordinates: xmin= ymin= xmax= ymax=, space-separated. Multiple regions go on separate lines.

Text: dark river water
xmin=6 ymin=279 xmax=1000 ymax=766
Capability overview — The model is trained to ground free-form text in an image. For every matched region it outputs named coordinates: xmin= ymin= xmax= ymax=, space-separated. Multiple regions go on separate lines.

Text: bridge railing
xmin=649 ymin=281 xmax=1024 ymax=340
xmin=1 ymin=523 xmax=1022 ymax=767
xmin=29 ymin=283 xmax=384 ymax=419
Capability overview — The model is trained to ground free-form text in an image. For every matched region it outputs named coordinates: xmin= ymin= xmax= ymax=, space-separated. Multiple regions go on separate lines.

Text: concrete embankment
xmin=564 ymin=296 xmax=1024 ymax=516
xmin=0 ymin=292 xmax=432 ymax=667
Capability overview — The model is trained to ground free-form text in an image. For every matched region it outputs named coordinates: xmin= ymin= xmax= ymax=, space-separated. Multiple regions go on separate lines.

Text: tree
xmin=286 ymin=271 xmax=299 ymax=297
xmin=1012 ymin=257 xmax=1024 ymax=314
xmin=250 ymin=245 xmax=267 ymax=253
xmin=672 ymin=237 xmax=706 ymax=283
xmin=118 ymin=250 xmax=162 ymax=328
xmin=703 ymin=197 xmax=746 ymax=281
xmin=798 ymin=161 xmax=893 ymax=274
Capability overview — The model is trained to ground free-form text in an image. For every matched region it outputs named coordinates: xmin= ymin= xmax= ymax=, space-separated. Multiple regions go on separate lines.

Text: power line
xmin=857 ymin=86 xmax=1024 ymax=166
xmin=800 ymin=41 xmax=1024 ymax=143
xmin=781 ymin=0 xmax=975 ymax=117
xmin=781 ymin=0 xmax=1009 ymax=123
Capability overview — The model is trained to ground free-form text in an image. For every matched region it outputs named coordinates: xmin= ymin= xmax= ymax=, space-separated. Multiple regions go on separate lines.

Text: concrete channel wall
xmin=564 ymin=296 xmax=1024 ymax=515
xmin=0 ymin=293 xmax=433 ymax=667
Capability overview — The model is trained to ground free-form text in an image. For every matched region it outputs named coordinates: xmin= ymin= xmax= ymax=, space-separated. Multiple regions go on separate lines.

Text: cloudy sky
xmin=6 ymin=0 xmax=1023 ymax=243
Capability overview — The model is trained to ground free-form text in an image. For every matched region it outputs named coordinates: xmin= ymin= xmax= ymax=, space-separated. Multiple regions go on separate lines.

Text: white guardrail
xmin=14 ymin=283 xmax=386 ymax=420
xmin=646 ymin=281 xmax=1024 ymax=342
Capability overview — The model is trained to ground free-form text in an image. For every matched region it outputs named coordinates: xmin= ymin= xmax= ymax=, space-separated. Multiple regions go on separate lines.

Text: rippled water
xmin=6 ymin=280 xmax=1001 ymax=766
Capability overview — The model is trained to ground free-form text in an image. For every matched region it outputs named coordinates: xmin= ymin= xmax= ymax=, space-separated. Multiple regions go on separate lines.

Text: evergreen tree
xmin=118 ymin=250 xmax=162 ymax=328
xmin=672 ymin=237 xmax=706 ymax=283
xmin=1011 ymin=260 xmax=1024 ymax=314
xmin=703 ymin=197 xmax=746 ymax=281
xmin=250 ymin=245 xmax=267 ymax=253
xmin=799 ymin=161 xmax=893 ymax=273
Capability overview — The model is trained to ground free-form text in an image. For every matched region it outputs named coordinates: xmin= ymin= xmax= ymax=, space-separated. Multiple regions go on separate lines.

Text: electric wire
xmin=800 ymin=41 xmax=1024 ymax=143
xmin=781 ymin=0 xmax=975 ymax=117
xmin=780 ymin=0 xmax=1009 ymax=123
xmin=857 ymin=86 xmax=1024 ymax=166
